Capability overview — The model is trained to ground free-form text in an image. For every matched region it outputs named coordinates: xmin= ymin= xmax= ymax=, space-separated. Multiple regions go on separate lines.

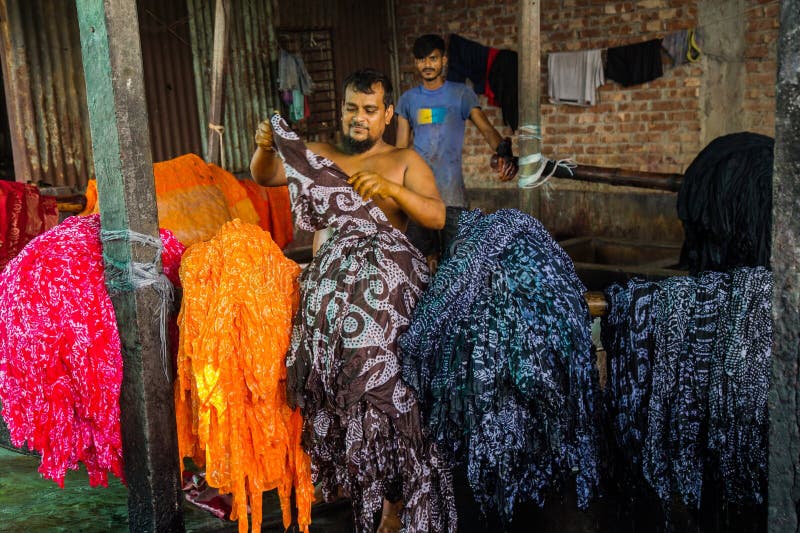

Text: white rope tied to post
xmin=517 ymin=124 xmax=547 ymax=188
xmin=100 ymin=229 xmax=175 ymax=382
xmin=516 ymin=124 xmax=579 ymax=189
xmin=208 ymin=122 xmax=225 ymax=169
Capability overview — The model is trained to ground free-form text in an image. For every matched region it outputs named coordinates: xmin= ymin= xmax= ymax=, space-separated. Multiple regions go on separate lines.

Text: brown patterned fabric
xmin=272 ymin=115 xmax=456 ymax=532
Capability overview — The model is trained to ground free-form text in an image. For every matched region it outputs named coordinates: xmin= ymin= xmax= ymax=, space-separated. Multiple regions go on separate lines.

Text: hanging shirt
xmin=396 ymin=81 xmax=479 ymax=208
xmin=548 ymin=49 xmax=605 ymax=106
xmin=605 ymin=38 xmax=664 ymax=87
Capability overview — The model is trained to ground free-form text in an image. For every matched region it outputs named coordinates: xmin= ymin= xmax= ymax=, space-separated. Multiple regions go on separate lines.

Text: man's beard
xmin=342 ymin=132 xmax=377 ymax=154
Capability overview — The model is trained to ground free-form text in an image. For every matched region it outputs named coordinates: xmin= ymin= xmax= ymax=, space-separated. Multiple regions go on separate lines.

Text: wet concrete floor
xmin=0 ymin=446 xmax=353 ymax=532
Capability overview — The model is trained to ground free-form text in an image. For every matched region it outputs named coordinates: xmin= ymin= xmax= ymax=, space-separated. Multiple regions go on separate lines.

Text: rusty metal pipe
xmin=545 ymin=161 xmax=684 ymax=192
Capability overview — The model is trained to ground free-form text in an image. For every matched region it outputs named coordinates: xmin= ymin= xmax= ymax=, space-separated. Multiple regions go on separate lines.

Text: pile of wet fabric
xmin=0 ymin=214 xmax=184 ymax=487
xmin=677 ymin=132 xmax=774 ymax=274
xmin=399 ymin=208 xmax=601 ymax=523
xmin=272 ymin=115 xmax=456 ymax=533
xmin=602 ymin=267 xmax=771 ymax=508
xmin=174 ymin=219 xmax=313 ymax=533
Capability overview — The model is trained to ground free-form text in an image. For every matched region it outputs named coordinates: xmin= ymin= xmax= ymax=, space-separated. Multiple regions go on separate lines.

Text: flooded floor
xmin=0 ymin=446 xmax=353 ymax=532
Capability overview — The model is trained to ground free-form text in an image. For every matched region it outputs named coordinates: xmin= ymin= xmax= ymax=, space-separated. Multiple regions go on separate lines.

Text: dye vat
xmin=558 ymin=236 xmax=687 ymax=291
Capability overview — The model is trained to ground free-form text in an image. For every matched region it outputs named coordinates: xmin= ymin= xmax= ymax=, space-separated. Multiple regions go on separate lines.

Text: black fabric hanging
xmin=677 ymin=132 xmax=774 ymax=274
xmin=605 ymin=38 xmax=664 ymax=87
xmin=446 ymin=34 xmax=489 ymax=94
xmin=487 ymin=50 xmax=519 ymax=131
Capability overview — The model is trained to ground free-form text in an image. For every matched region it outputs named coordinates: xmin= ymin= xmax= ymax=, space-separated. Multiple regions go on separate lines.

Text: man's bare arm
xmin=469 ymin=107 xmax=517 ymax=181
xmin=250 ymin=146 xmax=287 ymax=186
xmin=250 ymin=119 xmax=287 ymax=186
xmin=395 ymin=116 xmax=412 ymax=149
xmin=348 ymin=150 xmax=445 ymax=230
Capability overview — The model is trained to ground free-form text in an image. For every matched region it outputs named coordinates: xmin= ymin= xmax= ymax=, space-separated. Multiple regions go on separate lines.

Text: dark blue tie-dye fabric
xmin=399 ymin=208 xmax=600 ymax=522
xmin=602 ymin=267 xmax=771 ymax=508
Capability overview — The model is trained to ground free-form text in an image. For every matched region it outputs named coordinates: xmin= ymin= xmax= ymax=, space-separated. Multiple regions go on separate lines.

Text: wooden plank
xmin=518 ymin=0 xmax=541 ymax=218
xmin=206 ymin=0 xmax=230 ymax=166
xmin=768 ymin=0 xmax=800 ymax=530
xmin=75 ymin=1 xmax=184 ymax=531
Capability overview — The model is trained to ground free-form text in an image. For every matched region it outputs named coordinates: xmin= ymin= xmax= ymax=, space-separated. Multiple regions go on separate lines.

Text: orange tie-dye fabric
xmin=174 ymin=219 xmax=312 ymax=533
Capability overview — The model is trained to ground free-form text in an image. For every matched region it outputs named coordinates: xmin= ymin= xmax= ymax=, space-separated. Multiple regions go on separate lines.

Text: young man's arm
xmin=468 ymin=107 xmax=518 ymax=181
xmin=395 ymin=115 xmax=412 ymax=149
xmin=348 ymin=150 xmax=445 ymax=230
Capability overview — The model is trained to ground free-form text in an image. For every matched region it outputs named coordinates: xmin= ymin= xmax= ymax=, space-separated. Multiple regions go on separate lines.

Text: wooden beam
xmin=768 ymin=0 xmax=800 ymax=530
xmin=75 ymin=1 xmax=184 ymax=531
xmin=206 ymin=0 xmax=230 ymax=166
xmin=518 ymin=0 xmax=542 ymax=218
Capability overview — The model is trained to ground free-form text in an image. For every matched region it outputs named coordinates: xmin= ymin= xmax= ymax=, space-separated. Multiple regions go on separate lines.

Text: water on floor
xmin=0 ymin=446 xmax=353 ymax=532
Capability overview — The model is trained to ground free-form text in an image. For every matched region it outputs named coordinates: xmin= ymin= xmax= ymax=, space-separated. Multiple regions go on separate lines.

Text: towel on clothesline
xmin=547 ymin=49 xmax=605 ymax=106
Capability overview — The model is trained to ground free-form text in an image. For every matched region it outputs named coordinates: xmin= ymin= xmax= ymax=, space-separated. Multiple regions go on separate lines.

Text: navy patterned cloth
xmin=602 ymin=267 xmax=771 ymax=508
xmin=271 ymin=115 xmax=456 ymax=533
xmin=399 ymin=208 xmax=600 ymax=522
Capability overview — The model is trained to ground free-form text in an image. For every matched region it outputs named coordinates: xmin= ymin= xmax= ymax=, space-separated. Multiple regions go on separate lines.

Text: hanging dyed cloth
xmin=237 ymin=178 xmax=294 ymax=249
xmin=677 ymin=132 xmax=774 ymax=274
xmin=399 ymin=209 xmax=600 ymax=523
xmin=175 ymin=219 xmax=312 ymax=533
xmin=0 ymin=214 xmax=184 ymax=487
xmin=605 ymin=38 xmax=664 ymax=87
xmin=271 ymin=115 xmax=456 ymax=533
xmin=0 ymin=181 xmax=58 ymax=271
xmin=602 ymin=267 xmax=771 ymax=509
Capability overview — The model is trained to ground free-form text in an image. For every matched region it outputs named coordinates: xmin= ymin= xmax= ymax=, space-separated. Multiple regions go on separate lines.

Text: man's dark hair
xmin=342 ymin=69 xmax=393 ymax=109
xmin=412 ymin=34 xmax=446 ymax=60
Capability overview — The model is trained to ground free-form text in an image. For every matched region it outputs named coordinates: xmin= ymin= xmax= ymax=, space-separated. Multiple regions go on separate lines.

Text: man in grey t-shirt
xmin=396 ymin=34 xmax=518 ymax=264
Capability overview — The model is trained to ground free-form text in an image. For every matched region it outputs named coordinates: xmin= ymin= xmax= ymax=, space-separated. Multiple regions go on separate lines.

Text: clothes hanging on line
xmin=605 ymin=38 xmax=664 ymax=87
xmin=447 ymin=34 xmax=519 ymax=131
xmin=278 ymin=48 xmax=313 ymax=95
xmin=399 ymin=208 xmax=600 ymax=523
xmin=547 ymin=49 xmax=605 ymax=106
xmin=662 ymin=28 xmax=702 ymax=67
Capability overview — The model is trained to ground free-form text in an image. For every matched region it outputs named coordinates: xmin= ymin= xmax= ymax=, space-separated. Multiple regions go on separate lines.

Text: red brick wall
xmin=394 ymin=0 xmax=778 ymax=188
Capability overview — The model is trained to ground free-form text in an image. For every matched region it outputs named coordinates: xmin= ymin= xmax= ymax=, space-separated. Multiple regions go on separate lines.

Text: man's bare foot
xmin=377 ymin=498 xmax=404 ymax=533
xmin=313 ymin=483 xmax=346 ymax=504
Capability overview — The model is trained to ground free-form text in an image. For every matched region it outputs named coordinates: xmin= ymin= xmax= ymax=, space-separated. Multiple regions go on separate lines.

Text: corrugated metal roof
xmin=188 ymin=0 xmax=278 ymax=173
xmin=139 ymin=0 xmax=204 ymax=163
xmin=0 ymin=0 xmax=94 ymax=188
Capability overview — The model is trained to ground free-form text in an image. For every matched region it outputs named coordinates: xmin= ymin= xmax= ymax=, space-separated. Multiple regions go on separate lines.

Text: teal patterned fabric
xmin=399 ymin=208 xmax=600 ymax=523
xmin=602 ymin=267 xmax=771 ymax=508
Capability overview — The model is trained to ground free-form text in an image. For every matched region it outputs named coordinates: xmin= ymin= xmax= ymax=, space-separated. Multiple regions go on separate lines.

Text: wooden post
xmin=76 ymin=1 xmax=184 ymax=531
xmin=206 ymin=0 xmax=230 ymax=166
xmin=768 ymin=0 xmax=800 ymax=530
xmin=518 ymin=0 xmax=542 ymax=219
